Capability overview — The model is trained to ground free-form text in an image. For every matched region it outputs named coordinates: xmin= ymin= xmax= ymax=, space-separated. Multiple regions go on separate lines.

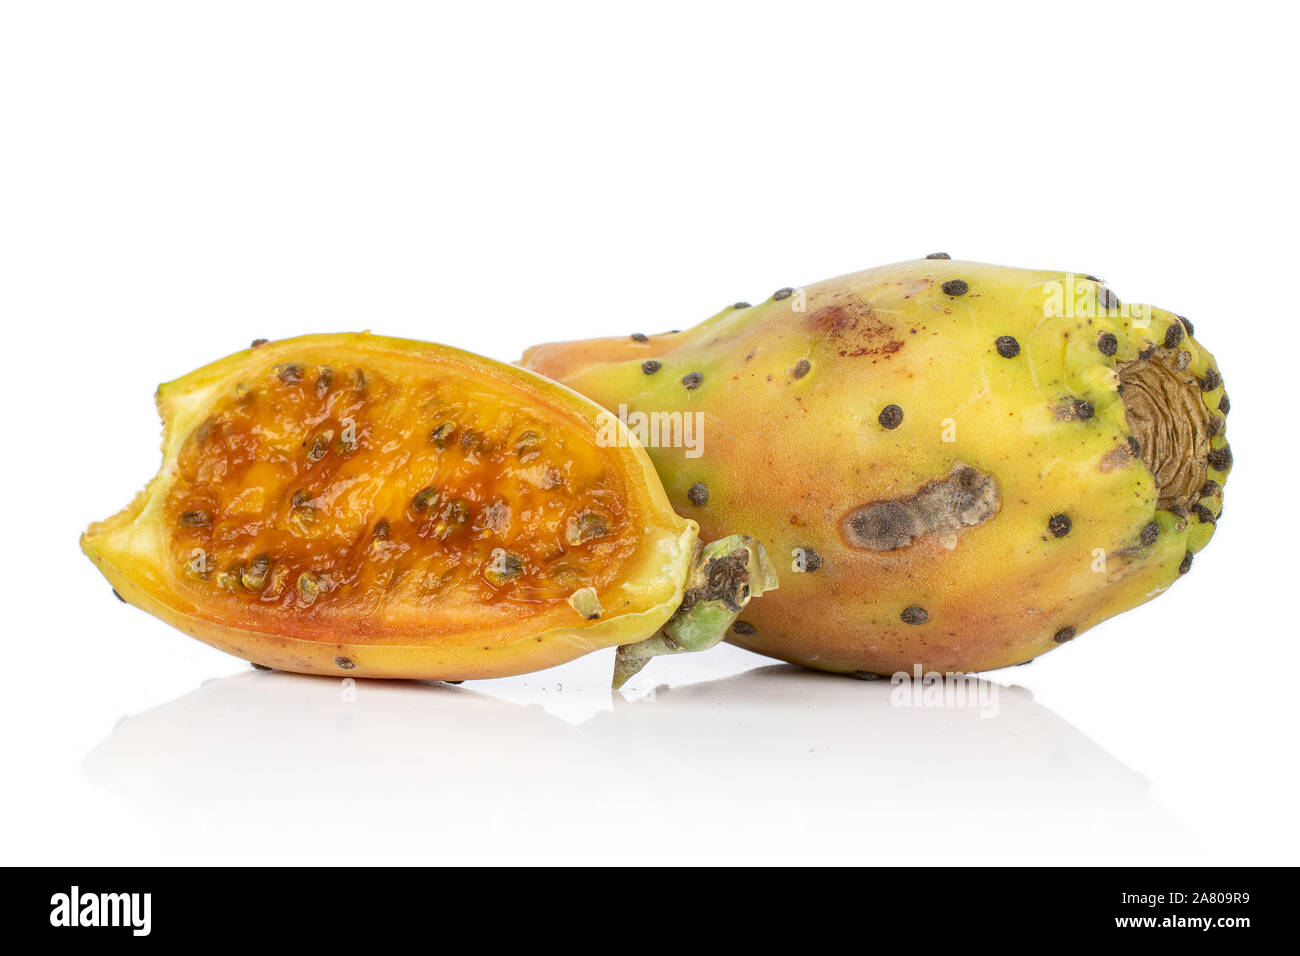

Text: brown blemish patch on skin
xmin=1099 ymin=442 xmax=1138 ymax=473
xmin=840 ymin=463 xmax=999 ymax=552
xmin=1117 ymin=345 xmax=1213 ymax=510
xmin=806 ymin=301 xmax=904 ymax=359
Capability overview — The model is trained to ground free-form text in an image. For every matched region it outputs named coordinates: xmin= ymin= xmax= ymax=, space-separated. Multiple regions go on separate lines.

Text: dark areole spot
xmin=941 ymin=279 xmax=969 ymax=296
xmin=995 ymin=335 xmax=1020 ymax=358
xmin=1053 ymin=626 xmax=1077 ymax=644
xmin=925 ymin=252 xmax=951 ymax=259
xmin=630 ymin=333 xmax=649 ymax=343
xmin=1207 ymin=445 xmax=1233 ymax=471
xmin=1098 ymin=332 xmax=1118 ymax=356
xmin=1179 ymin=551 xmax=1194 ymax=575
xmin=878 ymin=404 xmax=904 ymax=429
xmin=681 ymin=371 xmax=703 ymax=390
xmin=900 ymin=606 xmax=929 ymax=625
xmin=1048 ymin=513 xmax=1072 ymax=538
xmin=794 ymin=547 xmax=822 ymax=572
xmin=773 ymin=287 xmax=794 ymax=301
xmin=731 ymin=620 xmax=756 ymax=636
xmin=1164 ymin=322 xmax=1184 ymax=348
xmin=641 ymin=360 xmax=662 ymax=375
xmin=792 ymin=358 xmax=811 ymax=379
xmin=686 ymin=482 xmax=709 ymax=506
xmin=1073 ymin=399 xmax=1095 ymax=420
xmin=1140 ymin=521 xmax=1160 ymax=547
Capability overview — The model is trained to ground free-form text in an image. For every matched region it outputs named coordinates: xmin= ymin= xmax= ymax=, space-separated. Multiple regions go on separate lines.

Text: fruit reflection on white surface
xmin=82 ymin=655 xmax=1189 ymax=865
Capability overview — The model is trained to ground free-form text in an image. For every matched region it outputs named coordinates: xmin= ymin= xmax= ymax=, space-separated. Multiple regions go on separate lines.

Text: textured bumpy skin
xmin=522 ymin=259 xmax=1232 ymax=675
xmin=83 ymin=333 xmax=702 ymax=680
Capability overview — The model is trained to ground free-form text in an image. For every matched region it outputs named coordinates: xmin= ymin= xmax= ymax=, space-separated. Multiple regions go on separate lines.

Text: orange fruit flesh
xmin=164 ymin=352 xmax=635 ymax=645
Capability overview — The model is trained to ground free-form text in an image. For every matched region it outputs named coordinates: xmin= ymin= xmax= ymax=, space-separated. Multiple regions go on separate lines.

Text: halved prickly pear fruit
xmin=522 ymin=259 xmax=1232 ymax=676
xmin=82 ymin=333 xmax=774 ymax=682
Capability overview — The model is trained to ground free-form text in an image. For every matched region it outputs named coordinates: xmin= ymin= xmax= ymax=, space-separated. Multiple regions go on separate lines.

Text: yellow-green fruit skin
xmin=522 ymin=260 xmax=1231 ymax=675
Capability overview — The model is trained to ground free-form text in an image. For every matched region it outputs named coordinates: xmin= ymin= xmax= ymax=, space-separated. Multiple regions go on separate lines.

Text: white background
xmin=2 ymin=1 xmax=1296 ymax=865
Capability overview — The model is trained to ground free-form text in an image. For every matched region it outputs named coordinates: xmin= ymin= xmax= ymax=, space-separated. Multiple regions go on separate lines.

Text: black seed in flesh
xmin=630 ymin=333 xmax=649 ymax=343
xmin=1140 ymin=522 xmax=1160 ymax=547
xmin=878 ymin=404 xmax=904 ymax=429
xmin=925 ymin=252 xmax=952 ymax=260
xmin=429 ymin=422 xmax=455 ymax=446
xmin=316 ymin=367 xmax=333 ymax=397
xmin=1048 ymin=513 xmax=1072 ymax=538
xmin=372 ymin=520 xmax=390 ymax=539
xmin=180 ymin=510 xmax=211 ymax=528
xmin=995 ymin=335 xmax=1020 ymax=358
xmin=1098 ymin=332 xmax=1118 ymax=356
xmin=565 ymin=511 xmax=610 ymax=546
xmin=687 ymin=482 xmax=709 ymax=506
xmin=1053 ymin=626 xmax=1077 ymax=644
xmin=486 ymin=549 xmax=524 ymax=584
xmin=1193 ymin=503 xmax=1216 ymax=524
xmin=731 ymin=620 xmax=756 ymax=636
xmin=291 ymin=489 xmax=313 ymax=509
xmin=1179 ymin=551 xmax=1194 ymax=575
xmin=515 ymin=430 xmax=543 ymax=458
xmin=1200 ymin=368 xmax=1222 ymax=392
xmin=308 ymin=435 xmax=328 ymax=462
xmin=794 ymin=547 xmax=822 ymax=572
xmin=641 ymin=360 xmax=662 ymax=375
xmin=792 ymin=359 xmax=811 ymax=379
xmin=435 ymin=499 xmax=470 ymax=539
xmin=773 ymin=287 xmax=794 ymax=301
xmin=941 ymin=279 xmax=969 ymax=296
xmin=1207 ymin=445 xmax=1233 ymax=471
xmin=900 ymin=606 xmax=929 ymax=625
xmin=276 ymin=363 xmax=304 ymax=384
xmin=334 ymin=656 xmax=356 ymax=670
xmin=411 ymin=487 xmax=439 ymax=513
xmin=681 ymin=371 xmax=703 ymax=390
xmin=1164 ymin=322 xmax=1184 ymax=348
xmin=733 ymin=302 xmax=751 ymax=310
xmin=1073 ymin=400 xmax=1095 ymax=420
xmin=297 ymin=572 xmax=321 ymax=601
xmin=242 ymin=554 xmax=272 ymax=591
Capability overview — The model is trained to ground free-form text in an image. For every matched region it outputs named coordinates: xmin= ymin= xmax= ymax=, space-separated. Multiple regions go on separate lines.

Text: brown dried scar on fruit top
xmin=1117 ymin=345 xmax=1213 ymax=511
xmin=839 ymin=464 xmax=1000 ymax=552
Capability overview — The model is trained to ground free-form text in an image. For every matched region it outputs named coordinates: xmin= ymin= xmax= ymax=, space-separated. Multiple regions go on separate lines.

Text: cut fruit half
xmin=83 ymin=332 xmax=702 ymax=680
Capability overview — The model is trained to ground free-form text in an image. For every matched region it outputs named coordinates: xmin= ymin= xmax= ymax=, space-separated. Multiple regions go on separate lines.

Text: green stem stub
xmin=612 ymin=535 xmax=779 ymax=688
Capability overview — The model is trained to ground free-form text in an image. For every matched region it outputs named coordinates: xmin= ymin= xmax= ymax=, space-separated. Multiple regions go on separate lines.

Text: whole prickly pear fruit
xmin=521 ymin=259 xmax=1231 ymax=676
